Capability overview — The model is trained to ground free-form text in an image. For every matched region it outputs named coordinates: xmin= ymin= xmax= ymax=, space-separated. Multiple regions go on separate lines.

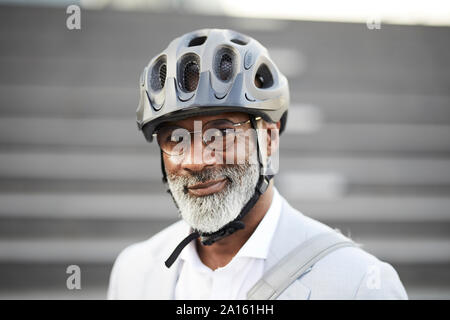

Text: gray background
xmin=0 ymin=4 xmax=449 ymax=299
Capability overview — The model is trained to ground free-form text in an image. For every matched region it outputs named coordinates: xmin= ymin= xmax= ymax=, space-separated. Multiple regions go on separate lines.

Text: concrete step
xmin=0 ymin=252 xmax=448 ymax=289
xmin=2 ymin=84 xmax=449 ymax=125
xmin=0 ymin=262 xmax=110 ymax=299
xmin=1 ymin=285 xmax=448 ymax=300
xmin=0 ymin=217 xmax=177 ymax=239
xmin=1 ymin=150 xmax=449 ymax=185
xmin=0 ymin=176 xmax=449 ymax=196
xmin=0 ymin=218 xmax=448 ymax=242
xmin=1 ymin=192 xmax=449 ymax=222
xmin=0 ymin=7 xmax=448 ymax=94
xmin=0 ymin=236 xmax=449 ymax=264
xmin=281 ymin=124 xmax=450 ymax=153
xmin=1 ymin=116 xmax=450 ymax=153
xmin=0 ymin=261 xmax=449 ymax=299
xmin=0 ymin=288 xmax=107 ymax=300
xmin=1 ymin=54 xmax=448 ymax=94
xmin=293 ymin=92 xmax=450 ymax=125
xmin=1 ymin=6 xmax=449 ymax=78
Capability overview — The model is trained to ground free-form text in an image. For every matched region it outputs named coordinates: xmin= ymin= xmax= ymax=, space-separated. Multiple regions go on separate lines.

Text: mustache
xmin=167 ymin=164 xmax=253 ymax=190
xmin=168 ymin=167 xmax=231 ymax=187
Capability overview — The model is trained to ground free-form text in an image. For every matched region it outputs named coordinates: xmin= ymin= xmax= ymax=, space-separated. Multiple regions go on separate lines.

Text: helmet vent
xmin=150 ymin=57 xmax=167 ymax=91
xmin=183 ymin=61 xmax=199 ymax=92
xmin=178 ymin=54 xmax=200 ymax=92
xmin=214 ymin=47 xmax=235 ymax=82
xmin=230 ymin=38 xmax=248 ymax=46
xmin=158 ymin=63 xmax=167 ymax=89
xmin=188 ymin=36 xmax=207 ymax=47
xmin=254 ymin=64 xmax=273 ymax=89
xmin=218 ymin=53 xmax=233 ymax=81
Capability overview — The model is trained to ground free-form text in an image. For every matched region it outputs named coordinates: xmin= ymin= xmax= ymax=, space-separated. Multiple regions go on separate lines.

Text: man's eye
xmin=170 ymin=135 xmax=183 ymax=143
xmin=204 ymin=128 xmax=234 ymax=143
xmin=216 ymin=128 xmax=233 ymax=136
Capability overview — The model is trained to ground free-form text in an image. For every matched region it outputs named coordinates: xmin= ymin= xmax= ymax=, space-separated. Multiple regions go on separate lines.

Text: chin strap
xmin=164 ymin=230 xmax=200 ymax=268
xmin=163 ymin=115 xmax=272 ymax=268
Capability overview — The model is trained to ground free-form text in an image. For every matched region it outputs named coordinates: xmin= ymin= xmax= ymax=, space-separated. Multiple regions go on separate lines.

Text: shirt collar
xmin=179 ymin=187 xmax=282 ymax=263
xmin=236 ymin=187 xmax=282 ymax=259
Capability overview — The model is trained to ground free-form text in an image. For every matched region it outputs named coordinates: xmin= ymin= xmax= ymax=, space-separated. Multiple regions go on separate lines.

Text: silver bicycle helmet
xmin=137 ymin=28 xmax=289 ymax=142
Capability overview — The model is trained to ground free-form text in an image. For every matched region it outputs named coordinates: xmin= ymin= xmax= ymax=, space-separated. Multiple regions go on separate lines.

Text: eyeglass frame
xmin=153 ymin=116 xmax=262 ymax=156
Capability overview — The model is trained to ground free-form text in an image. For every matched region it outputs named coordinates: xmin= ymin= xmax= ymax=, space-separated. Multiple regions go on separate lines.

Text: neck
xmin=195 ymin=181 xmax=275 ymax=270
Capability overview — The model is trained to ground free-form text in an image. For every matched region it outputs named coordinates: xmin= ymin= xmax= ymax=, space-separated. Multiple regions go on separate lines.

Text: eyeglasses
xmin=154 ymin=117 xmax=261 ymax=156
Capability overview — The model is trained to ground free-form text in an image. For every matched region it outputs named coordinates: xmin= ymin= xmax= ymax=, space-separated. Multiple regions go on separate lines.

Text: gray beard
xmin=166 ymin=162 xmax=260 ymax=234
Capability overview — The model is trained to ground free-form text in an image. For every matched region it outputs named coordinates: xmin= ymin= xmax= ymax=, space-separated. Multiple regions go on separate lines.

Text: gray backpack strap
xmin=247 ymin=230 xmax=358 ymax=300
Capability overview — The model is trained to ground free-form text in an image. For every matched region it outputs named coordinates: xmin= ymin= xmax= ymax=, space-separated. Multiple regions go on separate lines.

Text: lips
xmin=187 ymin=178 xmax=228 ymax=197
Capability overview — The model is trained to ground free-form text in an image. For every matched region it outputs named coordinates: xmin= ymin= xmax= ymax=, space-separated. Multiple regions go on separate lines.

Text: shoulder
xmin=301 ymin=245 xmax=408 ymax=299
xmin=107 ymin=220 xmax=188 ymax=299
xmin=276 ymin=196 xmax=408 ymax=299
xmin=115 ymin=219 xmax=188 ymax=265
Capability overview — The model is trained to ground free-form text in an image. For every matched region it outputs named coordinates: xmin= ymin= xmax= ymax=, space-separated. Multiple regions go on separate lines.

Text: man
xmin=107 ymin=29 xmax=408 ymax=299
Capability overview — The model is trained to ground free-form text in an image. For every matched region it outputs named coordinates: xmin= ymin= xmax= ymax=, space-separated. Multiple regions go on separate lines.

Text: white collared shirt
xmin=174 ymin=187 xmax=282 ymax=300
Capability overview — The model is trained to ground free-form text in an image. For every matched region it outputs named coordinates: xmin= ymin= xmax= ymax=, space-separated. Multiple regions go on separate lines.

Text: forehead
xmin=165 ymin=111 xmax=249 ymax=127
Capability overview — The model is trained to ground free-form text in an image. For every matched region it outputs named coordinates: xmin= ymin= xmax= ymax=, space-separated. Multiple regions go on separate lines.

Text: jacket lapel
xmin=143 ymin=259 xmax=182 ymax=299
xmin=142 ymin=224 xmax=190 ymax=299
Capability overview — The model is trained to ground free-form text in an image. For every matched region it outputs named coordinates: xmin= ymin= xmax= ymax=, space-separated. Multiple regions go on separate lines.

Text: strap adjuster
xmin=257 ymin=176 xmax=270 ymax=194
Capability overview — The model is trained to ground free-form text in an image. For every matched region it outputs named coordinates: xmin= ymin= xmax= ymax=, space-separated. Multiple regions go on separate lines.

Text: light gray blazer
xmin=107 ymin=194 xmax=408 ymax=299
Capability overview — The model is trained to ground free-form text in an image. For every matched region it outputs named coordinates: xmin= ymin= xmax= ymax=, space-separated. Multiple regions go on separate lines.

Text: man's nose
xmin=180 ymin=132 xmax=217 ymax=172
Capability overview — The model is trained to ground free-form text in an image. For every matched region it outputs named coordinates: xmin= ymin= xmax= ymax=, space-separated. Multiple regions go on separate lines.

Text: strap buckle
xmin=257 ymin=176 xmax=270 ymax=194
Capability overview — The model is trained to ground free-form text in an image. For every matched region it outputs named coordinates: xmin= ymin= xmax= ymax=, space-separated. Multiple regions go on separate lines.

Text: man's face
xmin=159 ymin=112 xmax=269 ymax=233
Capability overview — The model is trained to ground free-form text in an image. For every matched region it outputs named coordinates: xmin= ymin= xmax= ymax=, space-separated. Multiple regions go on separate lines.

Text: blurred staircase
xmin=0 ymin=5 xmax=449 ymax=299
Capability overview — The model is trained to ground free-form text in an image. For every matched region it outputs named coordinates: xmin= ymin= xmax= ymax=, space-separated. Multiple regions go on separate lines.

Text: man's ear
xmin=266 ymin=121 xmax=281 ymax=157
